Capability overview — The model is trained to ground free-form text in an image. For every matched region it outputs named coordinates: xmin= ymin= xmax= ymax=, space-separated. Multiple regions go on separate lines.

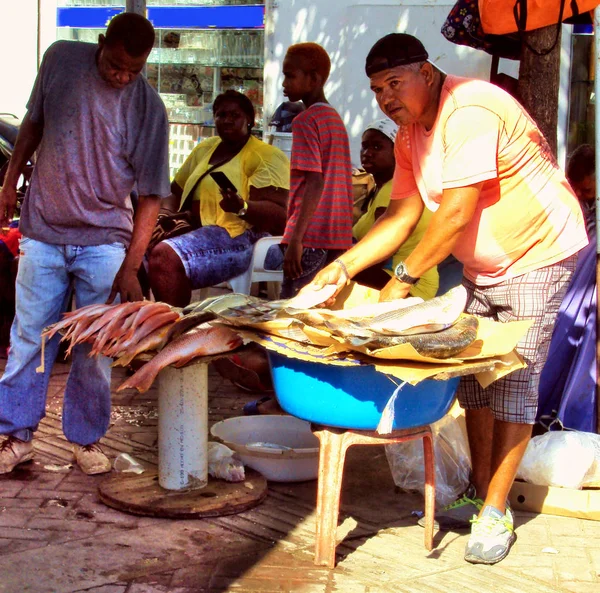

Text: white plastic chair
xmin=196 ymin=235 xmax=284 ymax=301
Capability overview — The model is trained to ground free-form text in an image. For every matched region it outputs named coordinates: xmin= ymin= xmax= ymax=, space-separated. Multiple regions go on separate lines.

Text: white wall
xmin=265 ymin=0 xmax=496 ymax=165
xmin=0 ymin=0 xmax=57 ymax=120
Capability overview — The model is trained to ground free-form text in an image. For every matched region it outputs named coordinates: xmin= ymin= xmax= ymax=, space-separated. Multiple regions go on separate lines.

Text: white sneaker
xmin=464 ymin=505 xmax=516 ymax=565
xmin=0 ymin=436 xmax=35 ymax=473
xmin=73 ymin=443 xmax=112 ymax=475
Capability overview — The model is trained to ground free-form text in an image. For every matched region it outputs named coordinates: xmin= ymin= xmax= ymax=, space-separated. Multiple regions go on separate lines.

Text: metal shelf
xmin=148 ymin=60 xmax=262 ymax=68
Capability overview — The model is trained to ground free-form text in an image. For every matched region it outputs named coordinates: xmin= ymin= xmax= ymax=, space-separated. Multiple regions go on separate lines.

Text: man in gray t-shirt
xmin=0 ymin=13 xmax=170 ymax=476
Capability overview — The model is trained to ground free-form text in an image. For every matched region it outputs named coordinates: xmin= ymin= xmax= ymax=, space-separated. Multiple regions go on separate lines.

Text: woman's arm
xmin=219 ymin=185 xmax=289 ymax=235
xmin=246 ymin=185 xmax=288 ymax=234
xmin=158 ymin=181 xmax=184 ymax=215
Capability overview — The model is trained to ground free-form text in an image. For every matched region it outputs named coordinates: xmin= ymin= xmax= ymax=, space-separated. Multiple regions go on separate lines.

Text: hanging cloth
xmin=537 ymin=235 xmax=597 ymax=433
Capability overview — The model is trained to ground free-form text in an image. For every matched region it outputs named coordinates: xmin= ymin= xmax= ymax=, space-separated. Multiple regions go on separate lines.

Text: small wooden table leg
xmin=313 ymin=427 xmax=350 ymax=568
xmin=422 ymin=431 xmax=435 ymax=551
xmin=311 ymin=425 xmax=436 ymax=568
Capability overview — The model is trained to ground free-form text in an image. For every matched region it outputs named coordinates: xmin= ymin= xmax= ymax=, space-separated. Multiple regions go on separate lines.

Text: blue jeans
xmin=0 ymin=238 xmax=125 ymax=445
xmin=264 ymin=245 xmax=345 ymax=299
xmin=165 ymin=225 xmax=267 ymax=290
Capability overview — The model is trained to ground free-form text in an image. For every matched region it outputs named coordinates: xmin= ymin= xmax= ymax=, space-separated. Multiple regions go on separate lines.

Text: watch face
xmin=395 ymin=262 xmax=418 ymax=284
xmin=395 ymin=263 xmax=406 ymax=278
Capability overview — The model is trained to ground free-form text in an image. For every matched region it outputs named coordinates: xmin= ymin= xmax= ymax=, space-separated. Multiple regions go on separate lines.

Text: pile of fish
xmin=42 ymin=301 xmax=180 ymax=363
xmin=41 ymin=300 xmax=243 ymax=393
xmin=203 ymin=285 xmax=480 ymax=360
xmin=288 ymin=286 xmax=479 ymax=358
xmin=42 ymin=284 xmax=479 ymax=393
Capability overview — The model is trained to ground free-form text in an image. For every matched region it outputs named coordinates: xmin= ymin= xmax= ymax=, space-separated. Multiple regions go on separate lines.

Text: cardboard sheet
xmin=222 ymin=282 xmax=531 ymax=386
xmin=233 ymin=327 xmax=526 ymax=386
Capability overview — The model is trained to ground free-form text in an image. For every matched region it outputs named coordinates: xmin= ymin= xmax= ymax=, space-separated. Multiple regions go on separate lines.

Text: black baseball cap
xmin=365 ymin=33 xmax=429 ymax=77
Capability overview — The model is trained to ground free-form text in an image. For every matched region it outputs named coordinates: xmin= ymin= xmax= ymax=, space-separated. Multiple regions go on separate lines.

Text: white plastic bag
xmin=517 ymin=430 xmax=600 ymax=489
xmin=207 ymin=441 xmax=245 ymax=482
xmin=385 ymin=413 xmax=472 ymax=506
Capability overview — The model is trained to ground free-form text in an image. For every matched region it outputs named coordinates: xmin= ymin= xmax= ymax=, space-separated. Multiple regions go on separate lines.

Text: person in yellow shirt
xmin=352 ymin=119 xmax=438 ymax=299
xmin=148 ymin=90 xmax=290 ymax=307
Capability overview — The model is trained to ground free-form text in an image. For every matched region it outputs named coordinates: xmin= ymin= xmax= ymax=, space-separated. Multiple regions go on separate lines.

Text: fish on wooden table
xmin=72 ymin=305 xmax=130 ymax=345
xmin=117 ymin=325 xmax=243 ymax=393
xmin=317 ymin=296 xmax=424 ymax=321
xmin=122 ymin=302 xmax=174 ymax=340
xmin=354 ymin=314 xmax=480 ymax=359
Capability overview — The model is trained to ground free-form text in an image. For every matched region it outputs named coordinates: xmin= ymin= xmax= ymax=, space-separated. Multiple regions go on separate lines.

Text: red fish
xmin=111 ymin=325 xmax=172 ymax=368
xmin=42 ymin=304 xmax=113 ymax=340
xmin=105 ymin=310 xmax=180 ymax=358
xmin=117 ymin=325 xmax=242 ymax=393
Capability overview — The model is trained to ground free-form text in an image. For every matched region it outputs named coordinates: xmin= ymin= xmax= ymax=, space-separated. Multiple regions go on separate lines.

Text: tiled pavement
xmin=0 ymin=358 xmax=599 ymax=593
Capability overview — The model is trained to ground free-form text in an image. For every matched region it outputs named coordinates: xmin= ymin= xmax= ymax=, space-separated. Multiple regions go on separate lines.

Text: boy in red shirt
xmin=279 ymin=42 xmax=353 ymax=297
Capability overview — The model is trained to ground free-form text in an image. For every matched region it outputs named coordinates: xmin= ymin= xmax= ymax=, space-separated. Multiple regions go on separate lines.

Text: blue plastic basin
xmin=267 ymin=352 xmax=460 ymax=431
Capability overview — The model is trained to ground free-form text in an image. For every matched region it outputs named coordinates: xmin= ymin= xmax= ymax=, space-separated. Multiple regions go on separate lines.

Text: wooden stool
xmin=311 ymin=424 xmax=435 ymax=568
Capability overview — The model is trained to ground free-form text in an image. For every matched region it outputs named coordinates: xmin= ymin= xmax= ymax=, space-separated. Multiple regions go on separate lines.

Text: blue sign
xmin=57 ymin=7 xmax=122 ymax=28
xmin=57 ymin=5 xmax=265 ymax=29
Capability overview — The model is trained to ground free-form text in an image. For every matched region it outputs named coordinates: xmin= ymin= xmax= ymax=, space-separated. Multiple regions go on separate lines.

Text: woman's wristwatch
xmin=394 ymin=261 xmax=419 ymax=285
xmin=236 ymin=199 xmax=249 ymax=217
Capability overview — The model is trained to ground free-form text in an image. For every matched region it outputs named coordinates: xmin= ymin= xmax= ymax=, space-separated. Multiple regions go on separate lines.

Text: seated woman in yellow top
xmin=352 ymin=119 xmax=438 ymax=300
xmin=149 ymin=90 xmax=290 ymax=307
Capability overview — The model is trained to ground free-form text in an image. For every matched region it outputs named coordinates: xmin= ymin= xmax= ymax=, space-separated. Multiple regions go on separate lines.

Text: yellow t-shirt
xmin=353 ymin=179 xmax=439 ymax=300
xmin=174 ymin=135 xmax=290 ymax=238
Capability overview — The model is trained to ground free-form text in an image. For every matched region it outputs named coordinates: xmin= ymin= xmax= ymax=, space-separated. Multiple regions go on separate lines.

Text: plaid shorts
xmin=457 ymin=255 xmax=578 ymax=424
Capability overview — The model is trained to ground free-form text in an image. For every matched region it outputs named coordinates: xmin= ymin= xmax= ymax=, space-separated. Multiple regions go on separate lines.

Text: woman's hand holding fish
xmin=378 ymin=277 xmax=411 ymax=302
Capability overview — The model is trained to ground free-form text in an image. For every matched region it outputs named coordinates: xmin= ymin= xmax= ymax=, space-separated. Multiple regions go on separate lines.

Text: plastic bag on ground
xmin=517 ymin=430 xmax=600 ymax=489
xmin=385 ymin=412 xmax=471 ymax=506
xmin=113 ymin=453 xmax=145 ymax=474
xmin=208 ymin=441 xmax=245 ymax=482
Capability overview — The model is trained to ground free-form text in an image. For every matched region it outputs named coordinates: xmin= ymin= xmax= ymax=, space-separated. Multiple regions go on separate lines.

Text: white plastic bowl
xmin=210 ymin=415 xmax=320 ymax=482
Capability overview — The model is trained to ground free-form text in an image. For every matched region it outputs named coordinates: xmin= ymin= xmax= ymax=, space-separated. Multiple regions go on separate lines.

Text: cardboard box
xmin=509 ymin=479 xmax=600 ymax=521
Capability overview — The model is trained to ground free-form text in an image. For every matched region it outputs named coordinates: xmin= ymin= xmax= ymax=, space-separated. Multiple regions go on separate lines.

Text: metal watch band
xmin=394 ymin=262 xmax=419 ymax=285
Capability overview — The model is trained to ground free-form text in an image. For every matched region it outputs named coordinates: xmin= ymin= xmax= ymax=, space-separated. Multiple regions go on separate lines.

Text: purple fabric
xmin=537 ymin=237 xmax=597 ymax=432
